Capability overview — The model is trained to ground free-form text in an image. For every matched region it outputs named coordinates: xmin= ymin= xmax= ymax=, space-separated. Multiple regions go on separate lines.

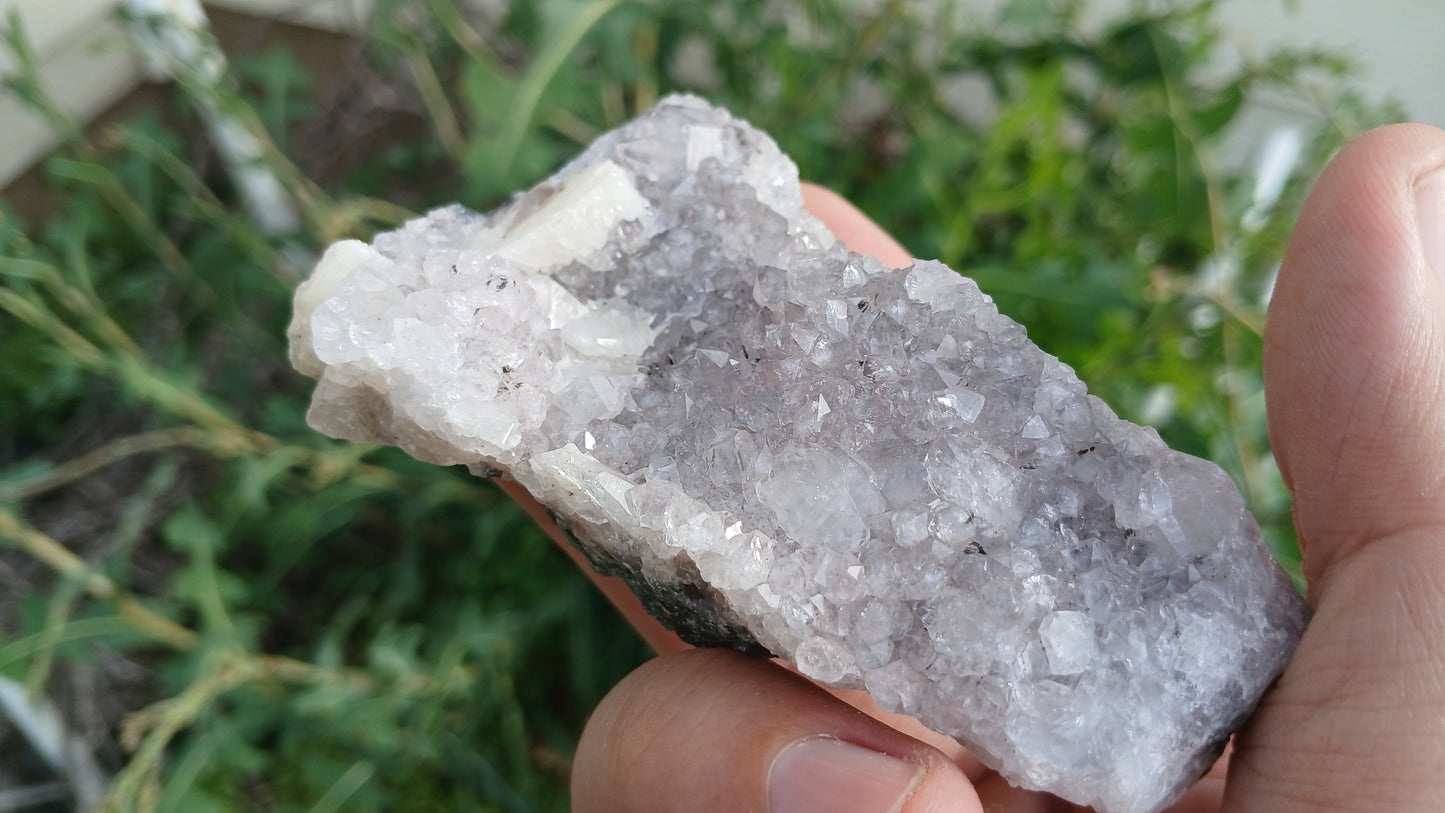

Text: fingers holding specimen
xmin=571 ymin=648 xmax=982 ymax=813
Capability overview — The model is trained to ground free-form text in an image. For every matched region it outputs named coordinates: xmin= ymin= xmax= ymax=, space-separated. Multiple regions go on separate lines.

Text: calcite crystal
xmin=289 ymin=95 xmax=1309 ymax=813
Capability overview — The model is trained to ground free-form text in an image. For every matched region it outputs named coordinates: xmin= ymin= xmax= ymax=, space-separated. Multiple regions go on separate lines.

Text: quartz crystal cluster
xmin=289 ymin=95 xmax=1310 ymax=813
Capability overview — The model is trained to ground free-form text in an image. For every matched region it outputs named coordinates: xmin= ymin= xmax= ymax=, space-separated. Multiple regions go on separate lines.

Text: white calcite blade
xmin=289 ymin=95 xmax=1309 ymax=813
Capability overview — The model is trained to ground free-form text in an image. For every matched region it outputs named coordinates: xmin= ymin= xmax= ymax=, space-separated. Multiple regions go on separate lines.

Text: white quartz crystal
xmin=289 ymin=95 xmax=1309 ymax=813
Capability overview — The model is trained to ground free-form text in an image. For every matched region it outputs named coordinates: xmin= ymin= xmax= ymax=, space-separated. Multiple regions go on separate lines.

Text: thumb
xmin=1266 ymin=123 xmax=1445 ymax=584
xmin=571 ymin=649 xmax=983 ymax=813
xmin=1227 ymin=123 xmax=1445 ymax=810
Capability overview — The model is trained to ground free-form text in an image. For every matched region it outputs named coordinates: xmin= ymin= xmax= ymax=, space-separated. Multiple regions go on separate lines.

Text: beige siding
xmin=0 ymin=0 xmax=371 ymax=188
xmin=1215 ymin=0 xmax=1445 ymax=128
xmin=0 ymin=2 xmax=140 ymax=187
xmin=206 ymin=0 xmax=372 ymax=31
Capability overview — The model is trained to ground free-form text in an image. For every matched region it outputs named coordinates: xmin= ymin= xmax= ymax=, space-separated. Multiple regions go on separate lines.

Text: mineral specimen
xmin=289 ymin=95 xmax=1309 ymax=813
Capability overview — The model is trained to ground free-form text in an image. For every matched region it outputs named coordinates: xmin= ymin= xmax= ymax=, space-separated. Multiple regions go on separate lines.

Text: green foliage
xmin=0 ymin=0 xmax=1397 ymax=809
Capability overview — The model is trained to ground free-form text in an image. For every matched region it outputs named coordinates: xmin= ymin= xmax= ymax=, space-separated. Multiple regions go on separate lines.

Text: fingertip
xmin=767 ymin=736 xmax=924 ymax=813
xmin=801 ymin=182 xmax=915 ymax=269
xmin=1417 ymin=161 xmax=1445 ymax=280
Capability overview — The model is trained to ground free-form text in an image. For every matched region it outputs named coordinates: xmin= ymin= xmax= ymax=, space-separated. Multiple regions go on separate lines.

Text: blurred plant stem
xmin=0 ymin=506 xmax=471 ymax=813
xmin=0 ymin=510 xmax=199 ymax=652
xmin=101 ymin=642 xmax=468 ymax=812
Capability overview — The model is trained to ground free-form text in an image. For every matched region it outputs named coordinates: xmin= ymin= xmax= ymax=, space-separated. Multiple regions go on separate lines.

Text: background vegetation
xmin=0 ymin=0 xmax=1396 ymax=810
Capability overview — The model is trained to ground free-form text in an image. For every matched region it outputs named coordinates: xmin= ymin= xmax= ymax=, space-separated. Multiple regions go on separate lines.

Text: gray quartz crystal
xmin=289 ymin=95 xmax=1309 ymax=813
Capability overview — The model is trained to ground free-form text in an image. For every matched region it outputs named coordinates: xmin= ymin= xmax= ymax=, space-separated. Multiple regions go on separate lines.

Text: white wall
xmin=1214 ymin=0 xmax=1444 ymax=127
xmin=0 ymin=0 xmax=372 ymax=188
xmin=0 ymin=0 xmax=140 ymax=187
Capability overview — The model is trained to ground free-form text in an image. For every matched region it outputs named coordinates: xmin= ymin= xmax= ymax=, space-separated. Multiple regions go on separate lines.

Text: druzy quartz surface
xmin=289 ymin=95 xmax=1309 ymax=813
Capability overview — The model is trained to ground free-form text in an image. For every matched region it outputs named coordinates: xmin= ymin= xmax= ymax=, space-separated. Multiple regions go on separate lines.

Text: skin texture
xmin=507 ymin=123 xmax=1445 ymax=812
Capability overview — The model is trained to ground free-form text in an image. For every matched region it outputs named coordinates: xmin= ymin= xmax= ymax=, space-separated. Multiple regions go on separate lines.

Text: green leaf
xmin=1193 ymin=82 xmax=1244 ymax=136
xmin=161 ymin=502 xmax=223 ymax=557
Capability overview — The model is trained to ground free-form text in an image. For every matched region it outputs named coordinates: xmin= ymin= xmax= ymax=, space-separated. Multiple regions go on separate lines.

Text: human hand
xmin=505 ymin=122 xmax=1445 ymax=812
